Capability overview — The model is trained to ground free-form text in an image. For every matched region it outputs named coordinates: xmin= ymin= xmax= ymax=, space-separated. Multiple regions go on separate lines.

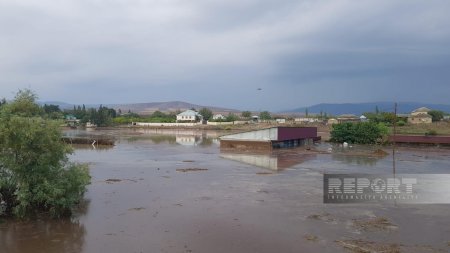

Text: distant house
xmin=360 ymin=115 xmax=368 ymax=122
xmin=276 ymin=118 xmax=286 ymax=124
xmin=176 ymin=110 xmax=202 ymax=122
xmin=212 ymin=114 xmax=226 ymax=120
xmin=337 ymin=114 xmax=359 ymax=123
xmin=65 ymin=114 xmax=80 ymax=127
xmin=408 ymin=107 xmax=432 ymax=124
xmin=411 ymin=107 xmax=431 ymax=116
xmin=327 ymin=118 xmax=339 ymax=125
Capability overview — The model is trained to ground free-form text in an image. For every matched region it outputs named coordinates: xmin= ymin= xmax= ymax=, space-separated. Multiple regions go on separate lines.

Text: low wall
xmin=133 ymin=122 xmax=200 ymax=127
xmin=207 ymin=121 xmax=234 ymax=126
xmin=389 ymin=135 xmax=450 ymax=144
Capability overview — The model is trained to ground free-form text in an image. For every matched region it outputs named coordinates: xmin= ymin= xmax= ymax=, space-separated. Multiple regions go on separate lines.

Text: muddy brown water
xmin=1 ymin=128 xmax=450 ymax=253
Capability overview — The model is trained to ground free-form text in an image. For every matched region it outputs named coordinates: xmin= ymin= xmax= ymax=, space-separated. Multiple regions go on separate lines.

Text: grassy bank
xmin=394 ymin=122 xmax=450 ymax=135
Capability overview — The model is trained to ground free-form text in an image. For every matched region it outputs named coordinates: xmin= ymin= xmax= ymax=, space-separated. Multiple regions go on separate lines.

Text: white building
xmin=212 ymin=114 xmax=225 ymax=120
xmin=295 ymin=117 xmax=319 ymax=123
xmin=408 ymin=107 xmax=432 ymax=124
xmin=176 ymin=110 xmax=202 ymax=122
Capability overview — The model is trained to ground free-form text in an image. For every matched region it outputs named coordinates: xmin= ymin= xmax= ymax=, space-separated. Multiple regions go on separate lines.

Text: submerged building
xmin=220 ymin=127 xmax=320 ymax=151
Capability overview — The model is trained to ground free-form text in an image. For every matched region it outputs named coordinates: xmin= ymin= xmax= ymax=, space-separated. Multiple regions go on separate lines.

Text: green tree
xmin=259 ymin=111 xmax=272 ymax=120
xmin=364 ymin=112 xmax=398 ymax=125
xmin=428 ymin=110 xmax=444 ymax=122
xmin=8 ymin=89 xmax=42 ymax=117
xmin=241 ymin=111 xmax=252 ymax=118
xmin=152 ymin=111 xmax=166 ymax=118
xmin=0 ymin=90 xmax=90 ymax=218
xmin=330 ymin=122 xmax=387 ymax=144
xmin=225 ymin=113 xmax=238 ymax=122
xmin=43 ymin=104 xmax=63 ymax=119
xmin=199 ymin=108 xmax=213 ymax=121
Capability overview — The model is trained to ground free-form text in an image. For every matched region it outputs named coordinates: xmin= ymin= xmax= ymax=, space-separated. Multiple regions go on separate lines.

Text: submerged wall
xmin=220 ymin=140 xmax=273 ymax=151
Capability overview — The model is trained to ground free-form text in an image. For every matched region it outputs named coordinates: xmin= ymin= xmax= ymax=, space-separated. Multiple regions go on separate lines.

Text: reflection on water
xmin=220 ymin=150 xmax=316 ymax=171
xmin=331 ymin=154 xmax=381 ymax=166
xmin=70 ymin=144 xmax=114 ymax=151
xmin=127 ymin=133 xmax=217 ymax=146
xmin=328 ymin=144 xmax=388 ymax=167
xmin=0 ymin=218 xmax=85 ymax=253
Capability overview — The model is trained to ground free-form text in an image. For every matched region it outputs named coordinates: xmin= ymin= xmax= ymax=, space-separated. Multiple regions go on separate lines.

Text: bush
xmin=397 ymin=120 xmax=406 ymax=126
xmin=425 ymin=130 xmax=438 ymax=136
xmin=0 ymin=90 xmax=90 ymax=218
xmin=330 ymin=122 xmax=388 ymax=144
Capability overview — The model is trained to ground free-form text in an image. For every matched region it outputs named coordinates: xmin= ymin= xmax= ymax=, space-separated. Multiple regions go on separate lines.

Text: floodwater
xmin=1 ymin=128 xmax=450 ymax=253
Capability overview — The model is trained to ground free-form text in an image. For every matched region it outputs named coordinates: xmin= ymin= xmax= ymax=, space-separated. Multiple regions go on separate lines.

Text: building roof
xmin=220 ymin=127 xmax=317 ymax=142
xmin=177 ymin=110 xmax=201 ymax=117
xmin=410 ymin=113 xmax=432 ymax=118
xmin=65 ymin=114 xmax=77 ymax=120
xmin=412 ymin=107 xmax=431 ymax=113
xmin=338 ymin=114 xmax=358 ymax=119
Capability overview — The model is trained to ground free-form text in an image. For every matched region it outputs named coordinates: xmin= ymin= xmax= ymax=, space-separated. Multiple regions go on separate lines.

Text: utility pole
xmin=393 ymin=103 xmax=397 ymax=175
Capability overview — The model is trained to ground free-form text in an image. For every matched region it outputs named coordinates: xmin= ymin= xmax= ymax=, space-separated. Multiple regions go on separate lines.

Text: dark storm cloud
xmin=0 ymin=0 xmax=449 ymax=110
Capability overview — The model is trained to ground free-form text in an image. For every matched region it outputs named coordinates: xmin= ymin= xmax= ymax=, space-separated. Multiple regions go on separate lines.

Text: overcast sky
xmin=1 ymin=0 xmax=449 ymax=110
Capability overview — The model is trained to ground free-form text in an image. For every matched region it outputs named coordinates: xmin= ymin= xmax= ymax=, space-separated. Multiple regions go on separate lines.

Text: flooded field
xmin=2 ymin=128 xmax=450 ymax=253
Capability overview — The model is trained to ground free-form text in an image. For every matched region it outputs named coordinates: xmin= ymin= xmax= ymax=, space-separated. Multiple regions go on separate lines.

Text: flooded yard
xmin=2 ymin=129 xmax=450 ymax=253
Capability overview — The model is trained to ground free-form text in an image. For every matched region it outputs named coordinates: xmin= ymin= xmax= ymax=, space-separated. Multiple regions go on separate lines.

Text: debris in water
xmin=304 ymin=234 xmax=318 ymax=242
xmin=353 ymin=217 xmax=397 ymax=231
xmin=128 ymin=207 xmax=146 ymax=211
xmin=106 ymin=179 xmax=122 ymax=183
xmin=105 ymin=178 xmax=137 ymax=183
xmin=256 ymin=172 xmax=273 ymax=175
xmin=373 ymin=149 xmax=389 ymax=156
xmin=307 ymin=213 xmax=335 ymax=222
xmin=336 ymin=239 xmax=400 ymax=253
xmin=176 ymin=168 xmax=208 ymax=172
xmin=182 ymin=160 xmax=195 ymax=163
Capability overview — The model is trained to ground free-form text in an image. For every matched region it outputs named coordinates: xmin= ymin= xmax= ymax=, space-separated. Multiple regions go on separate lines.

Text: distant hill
xmin=39 ymin=100 xmax=240 ymax=115
xmin=289 ymin=102 xmax=450 ymax=116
